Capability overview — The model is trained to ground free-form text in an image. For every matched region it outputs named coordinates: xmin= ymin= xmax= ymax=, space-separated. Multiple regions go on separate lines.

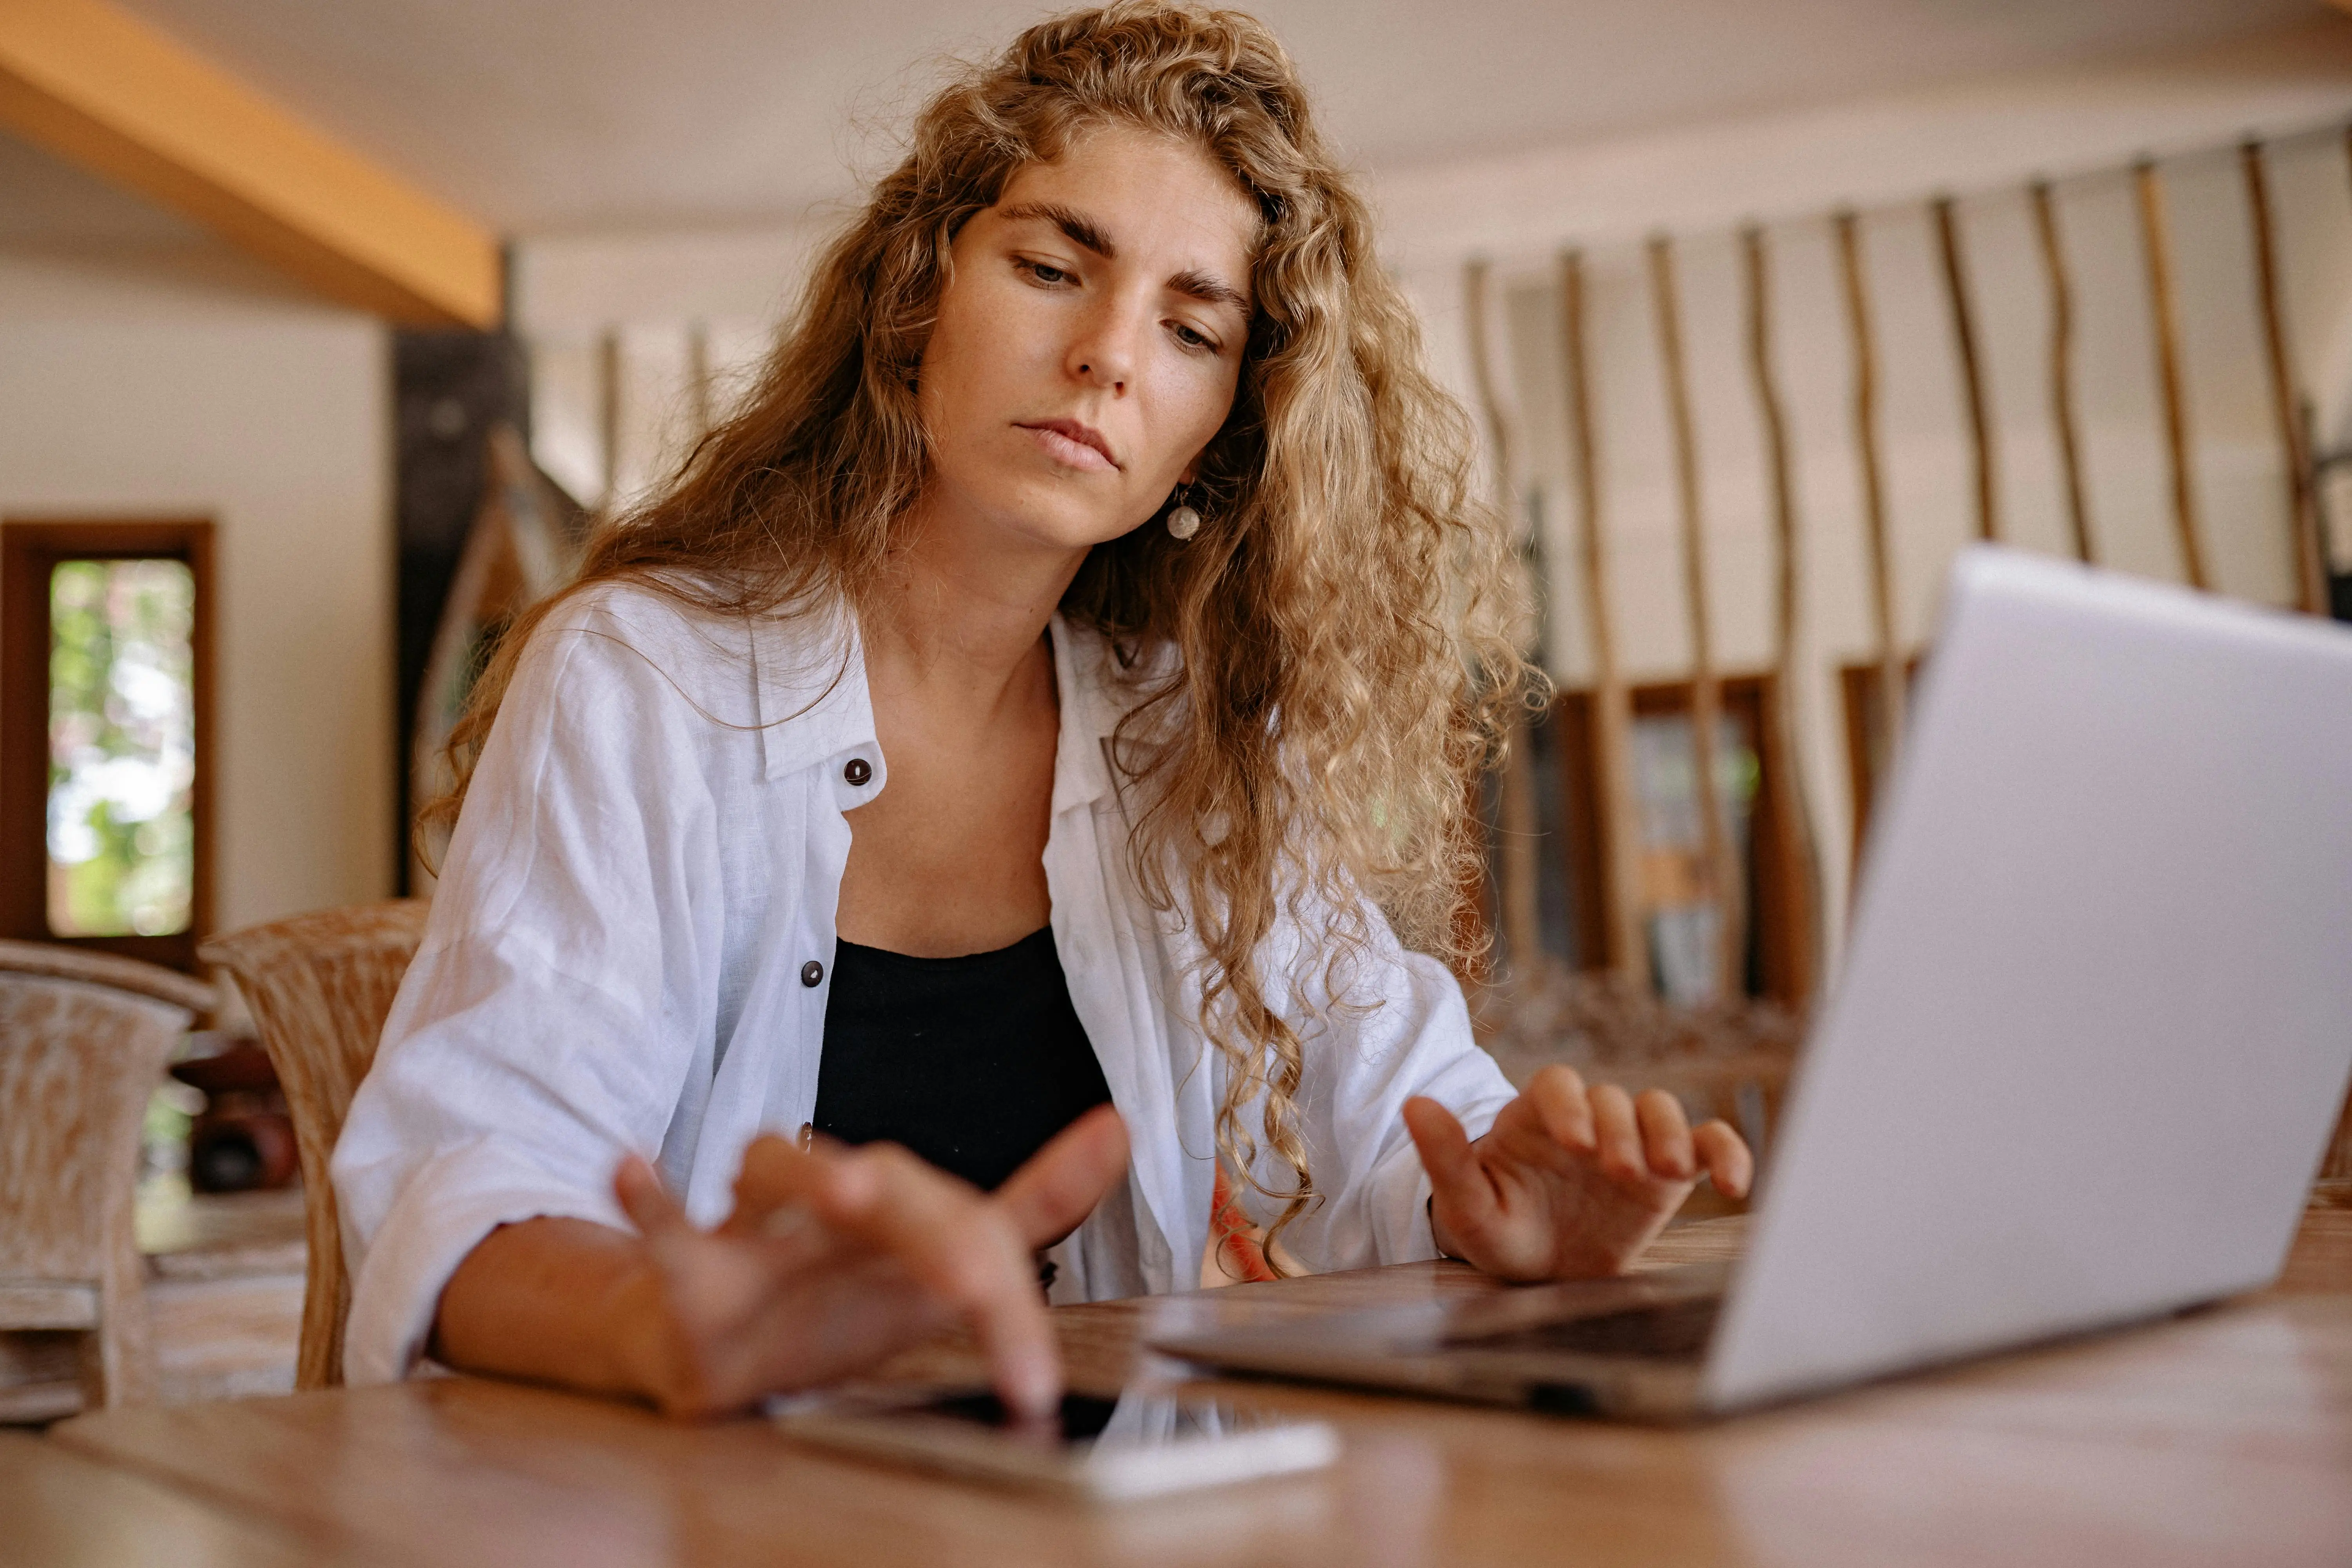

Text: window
xmin=1542 ymin=675 xmax=1813 ymax=1007
xmin=1463 ymin=676 xmax=1814 ymax=1007
xmin=2 ymin=520 xmax=215 ymax=971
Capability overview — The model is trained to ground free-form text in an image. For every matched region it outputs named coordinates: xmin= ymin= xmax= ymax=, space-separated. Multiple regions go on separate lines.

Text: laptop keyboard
xmin=1449 ymin=1294 xmax=1722 ymax=1361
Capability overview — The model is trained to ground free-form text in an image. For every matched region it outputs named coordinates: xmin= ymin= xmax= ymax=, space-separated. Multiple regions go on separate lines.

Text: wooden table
xmin=33 ymin=1206 xmax=2352 ymax=1568
xmin=0 ymin=1431 xmax=379 ymax=1566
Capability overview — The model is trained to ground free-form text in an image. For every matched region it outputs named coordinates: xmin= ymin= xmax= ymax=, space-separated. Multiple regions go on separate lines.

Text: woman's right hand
xmin=610 ymin=1104 xmax=1129 ymax=1419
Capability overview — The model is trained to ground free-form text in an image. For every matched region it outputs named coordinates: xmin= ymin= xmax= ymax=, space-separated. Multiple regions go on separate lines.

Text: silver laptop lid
xmin=1705 ymin=548 xmax=2352 ymax=1412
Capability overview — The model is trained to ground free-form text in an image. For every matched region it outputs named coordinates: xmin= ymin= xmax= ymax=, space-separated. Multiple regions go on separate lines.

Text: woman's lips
xmin=1018 ymin=420 xmax=1117 ymax=472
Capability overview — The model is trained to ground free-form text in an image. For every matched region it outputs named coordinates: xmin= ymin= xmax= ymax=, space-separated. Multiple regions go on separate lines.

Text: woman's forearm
xmin=431 ymin=1217 xmax=663 ymax=1400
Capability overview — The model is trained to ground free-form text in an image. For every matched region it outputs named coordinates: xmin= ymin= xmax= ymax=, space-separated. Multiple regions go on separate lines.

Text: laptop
xmin=1156 ymin=546 xmax=2352 ymax=1421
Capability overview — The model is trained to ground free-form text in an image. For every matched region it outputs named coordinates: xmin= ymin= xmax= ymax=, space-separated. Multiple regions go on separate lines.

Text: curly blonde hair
xmin=427 ymin=1 xmax=1535 ymax=1259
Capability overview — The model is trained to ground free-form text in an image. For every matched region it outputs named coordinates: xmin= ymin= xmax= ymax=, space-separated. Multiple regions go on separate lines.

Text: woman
xmin=334 ymin=2 xmax=1751 ymax=1420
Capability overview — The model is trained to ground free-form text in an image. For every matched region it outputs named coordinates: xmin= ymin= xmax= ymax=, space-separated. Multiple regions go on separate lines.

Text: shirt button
xmin=843 ymin=757 xmax=871 ymax=787
xmin=800 ymin=960 xmax=824 ymax=987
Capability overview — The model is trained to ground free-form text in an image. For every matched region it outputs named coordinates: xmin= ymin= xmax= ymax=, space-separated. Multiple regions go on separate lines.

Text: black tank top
xmin=812 ymin=927 xmax=1112 ymax=1193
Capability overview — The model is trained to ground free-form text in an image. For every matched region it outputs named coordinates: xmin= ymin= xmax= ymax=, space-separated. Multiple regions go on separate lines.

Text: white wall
xmin=514 ymin=220 xmax=834 ymax=507
xmin=0 ymin=243 xmax=396 ymax=934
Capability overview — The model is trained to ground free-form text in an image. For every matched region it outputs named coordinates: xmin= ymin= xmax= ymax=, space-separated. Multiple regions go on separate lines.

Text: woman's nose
xmin=1065 ymin=296 xmax=1140 ymax=393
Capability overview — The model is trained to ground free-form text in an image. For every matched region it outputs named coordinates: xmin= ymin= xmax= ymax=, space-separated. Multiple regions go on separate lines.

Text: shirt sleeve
xmin=332 ymin=590 xmax=728 ymax=1384
xmin=1227 ymin=886 xmax=1519 ymax=1274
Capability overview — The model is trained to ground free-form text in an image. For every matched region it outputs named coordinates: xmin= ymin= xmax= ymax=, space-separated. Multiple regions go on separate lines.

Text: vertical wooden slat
xmin=1647 ymin=235 xmax=1744 ymax=1002
xmin=1933 ymin=196 xmax=2000 ymax=544
xmin=688 ymin=319 xmax=715 ymax=442
xmin=1833 ymin=211 xmax=1905 ymax=808
xmin=1558 ymin=250 xmax=1648 ymax=985
xmin=596 ymin=327 xmax=622 ymax=512
xmin=2241 ymin=141 xmax=2327 ymax=615
xmin=1740 ymin=225 xmax=1822 ymax=1008
xmin=2030 ymin=180 xmax=2096 ymax=564
xmin=1463 ymin=260 xmax=1543 ymax=976
xmin=2134 ymin=161 xmax=2209 ymax=591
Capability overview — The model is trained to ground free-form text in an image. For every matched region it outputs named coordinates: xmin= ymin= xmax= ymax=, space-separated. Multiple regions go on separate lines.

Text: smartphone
xmin=771 ymin=1385 xmax=1339 ymax=1502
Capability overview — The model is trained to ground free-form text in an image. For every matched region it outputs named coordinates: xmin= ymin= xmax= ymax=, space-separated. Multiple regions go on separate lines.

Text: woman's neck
xmin=863 ymin=503 xmax=1087 ymax=720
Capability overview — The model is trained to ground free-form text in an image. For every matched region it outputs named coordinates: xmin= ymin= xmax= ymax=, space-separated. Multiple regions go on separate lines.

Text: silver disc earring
xmin=1165 ymin=485 xmax=1202 ymax=541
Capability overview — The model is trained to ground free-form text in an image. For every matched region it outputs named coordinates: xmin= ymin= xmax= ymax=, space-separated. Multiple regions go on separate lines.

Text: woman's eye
xmin=1171 ymin=323 xmax=1218 ymax=353
xmin=1020 ymin=259 xmax=1072 ymax=286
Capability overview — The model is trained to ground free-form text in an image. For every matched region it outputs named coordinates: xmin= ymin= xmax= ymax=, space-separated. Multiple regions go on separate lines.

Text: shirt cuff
xmin=1365 ymin=1136 xmax=1440 ymax=1264
xmin=341 ymin=1139 xmax=629 ymax=1386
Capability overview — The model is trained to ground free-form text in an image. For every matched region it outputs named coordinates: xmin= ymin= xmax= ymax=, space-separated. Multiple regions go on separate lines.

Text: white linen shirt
xmin=332 ymin=581 xmax=1517 ymax=1384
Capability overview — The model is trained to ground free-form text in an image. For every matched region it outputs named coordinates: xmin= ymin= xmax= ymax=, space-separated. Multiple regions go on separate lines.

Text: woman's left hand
xmin=1403 ymin=1066 xmax=1754 ymax=1282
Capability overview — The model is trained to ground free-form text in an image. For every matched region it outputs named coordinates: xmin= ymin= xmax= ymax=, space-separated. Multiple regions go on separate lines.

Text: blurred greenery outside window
xmin=47 ymin=558 xmax=196 ymax=937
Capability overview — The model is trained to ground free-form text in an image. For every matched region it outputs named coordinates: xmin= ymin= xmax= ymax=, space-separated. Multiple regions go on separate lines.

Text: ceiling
xmin=3 ymin=0 xmax=2338 ymax=241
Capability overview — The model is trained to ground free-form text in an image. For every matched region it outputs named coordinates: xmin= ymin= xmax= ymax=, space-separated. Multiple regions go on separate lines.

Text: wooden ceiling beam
xmin=0 ymin=0 xmax=499 ymax=327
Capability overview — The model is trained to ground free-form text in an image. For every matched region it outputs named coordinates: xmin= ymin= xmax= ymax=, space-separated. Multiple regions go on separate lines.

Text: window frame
xmin=1550 ymin=673 xmax=1814 ymax=1008
xmin=1 ymin=518 xmax=217 ymax=972
xmin=1837 ymin=656 xmax=1923 ymax=858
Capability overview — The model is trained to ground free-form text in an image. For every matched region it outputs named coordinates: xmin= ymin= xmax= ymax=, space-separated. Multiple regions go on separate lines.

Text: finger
xmin=1527 ymin=1065 xmax=1596 ymax=1153
xmin=1588 ymin=1084 xmax=1645 ymax=1183
xmin=1402 ymin=1096 xmax=1499 ymax=1235
xmin=614 ymin=1153 xmax=692 ymax=1240
xmin=1693 ymin=1120 xmax=1755 ymax=1200
xmin=815 ymin=1146 xmax=1062 ymax=1418
xmin=1633 ymin=1090 xmax=1696 ymax=1181
xmin=996 ymin=1105 xmax=1131 ymax=1250
xmin=723 ymin=1132 xmax=830 ymax=1235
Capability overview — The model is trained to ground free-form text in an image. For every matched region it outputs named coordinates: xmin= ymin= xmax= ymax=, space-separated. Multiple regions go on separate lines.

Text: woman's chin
xmin=936 ymin=494 xmax=1147 ymax=559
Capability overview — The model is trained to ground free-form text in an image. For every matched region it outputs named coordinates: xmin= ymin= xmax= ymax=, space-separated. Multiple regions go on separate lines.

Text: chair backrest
xmin=0 ymin=941 xmax=215 ymax=1016
xmin=0 ymin=971 xmax=193 ymax=1287
xmin=200 ymin=900 xmax=430 ymax=1390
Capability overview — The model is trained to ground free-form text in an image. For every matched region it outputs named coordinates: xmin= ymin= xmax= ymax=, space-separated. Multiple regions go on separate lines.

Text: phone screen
xmin=910 ymin=1391 xmax=1122 ymax=1444
xmin=774 ymin=1385 xmax=1341 ymax=1498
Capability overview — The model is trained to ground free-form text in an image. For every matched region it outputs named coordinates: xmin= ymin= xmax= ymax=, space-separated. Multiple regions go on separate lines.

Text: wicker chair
xmin=200 ymin=900 xmax=429 ymax=1390
xmin=0 ymin=943 xmax=215 ymax=1413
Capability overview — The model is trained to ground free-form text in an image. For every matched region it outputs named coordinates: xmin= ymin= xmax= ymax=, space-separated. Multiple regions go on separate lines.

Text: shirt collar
xmin=750 ymin=601 xmax=1123 ymax=818
xmin=749 ymin=601 xmax=875 ymax=784
xmin=1049 ymin=612 xmax=1119 ymax=816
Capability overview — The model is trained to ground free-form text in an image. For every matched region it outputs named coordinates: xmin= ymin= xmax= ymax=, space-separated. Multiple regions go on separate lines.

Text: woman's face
xmin=915 ymin=123 xmax=1258 ymax=557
